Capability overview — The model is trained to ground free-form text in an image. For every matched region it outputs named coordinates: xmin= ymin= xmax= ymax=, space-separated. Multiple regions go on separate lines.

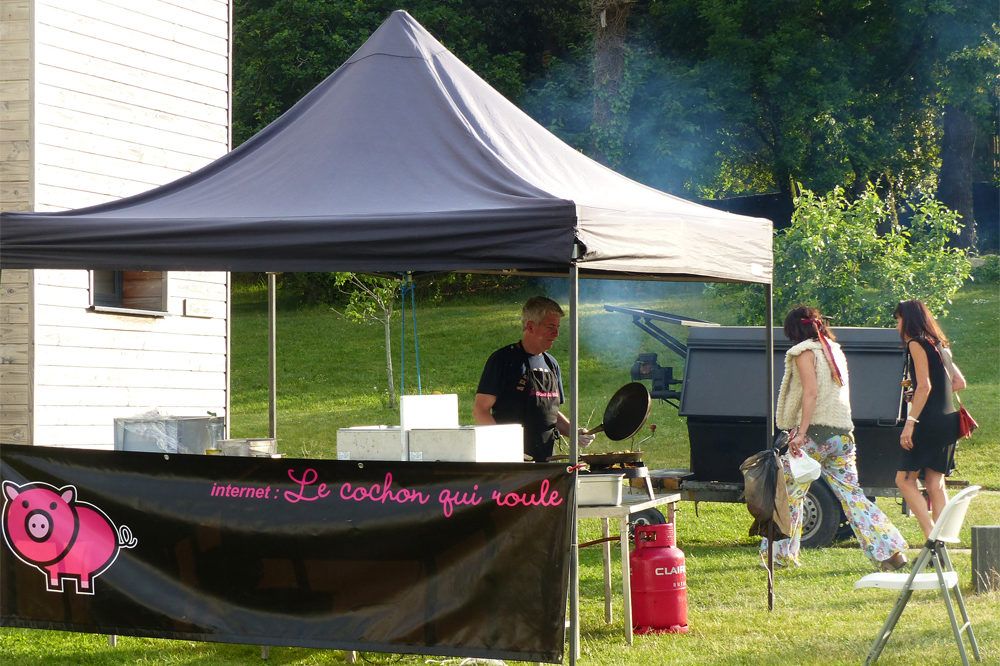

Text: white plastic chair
xmin=855 ymin=484 xmax=982 ymax=665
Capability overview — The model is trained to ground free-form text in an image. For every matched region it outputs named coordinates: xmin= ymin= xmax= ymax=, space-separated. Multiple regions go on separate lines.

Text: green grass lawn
xmin=3 ymin=279 xmax=997 ymax=665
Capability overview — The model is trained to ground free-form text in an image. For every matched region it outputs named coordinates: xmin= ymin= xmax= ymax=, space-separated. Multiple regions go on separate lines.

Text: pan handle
xmin=581 ymin=424 xmax=606 ymax=437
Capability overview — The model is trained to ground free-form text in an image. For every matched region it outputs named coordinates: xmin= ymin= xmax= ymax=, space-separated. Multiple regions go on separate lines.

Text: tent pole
xmin=268 ymin=272 xmax=277 ymax=439
xmin=765 ymin=283 xmax=774 ymax=441
xmin=569 ymin=263 xmax=580 ymax=664
xmin=765 ymin=284 xmax=775 ymax=611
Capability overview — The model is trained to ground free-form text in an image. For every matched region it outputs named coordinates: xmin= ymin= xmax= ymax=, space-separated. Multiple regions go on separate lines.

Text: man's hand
xmin=577 ymin=429 xmax=595 ymax=448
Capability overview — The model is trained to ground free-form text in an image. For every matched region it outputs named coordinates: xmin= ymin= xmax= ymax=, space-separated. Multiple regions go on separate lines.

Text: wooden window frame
xmin=89 ymin=270 xmax=169 ymax=317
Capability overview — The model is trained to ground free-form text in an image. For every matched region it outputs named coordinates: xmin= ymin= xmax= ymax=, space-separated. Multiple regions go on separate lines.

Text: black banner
xmin=0 ymin=445 xmax=574 ymax=663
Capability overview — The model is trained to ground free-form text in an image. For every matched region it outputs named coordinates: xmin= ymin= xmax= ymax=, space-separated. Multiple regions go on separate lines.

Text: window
xmin=90 ymin=270 xmax=168 ymax=316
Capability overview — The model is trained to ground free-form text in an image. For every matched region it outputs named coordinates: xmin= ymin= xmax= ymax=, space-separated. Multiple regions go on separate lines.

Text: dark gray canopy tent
xmin=0 ymin=10 xmax=775 ymax=661
xmin=0 ymin=10 xmax=770 ymax=280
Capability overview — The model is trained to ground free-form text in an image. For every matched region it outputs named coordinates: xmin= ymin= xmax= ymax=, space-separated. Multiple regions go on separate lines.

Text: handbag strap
xmin=928 ymin=343 xmax=966 ymax=404
xmin=910 ymin=337 xmax=965 ymax=400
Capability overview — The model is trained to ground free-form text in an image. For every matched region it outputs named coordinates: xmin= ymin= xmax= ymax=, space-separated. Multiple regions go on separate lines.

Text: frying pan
xmin=583 ymin=382 xmax=652 ymax=441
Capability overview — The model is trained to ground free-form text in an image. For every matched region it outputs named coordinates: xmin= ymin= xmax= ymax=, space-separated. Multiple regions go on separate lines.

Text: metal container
xmin=248 ymin=438 xmax=277 ymax=457
xmin=114 ymin=416 xmax=225 ymax=455
xmin=578 ymin=473 xmax=625 ymax=506
xmin=219 ymin=439 xmax=250 ymax=457
xmin=631 ymin=523 xmax=688 ymax=634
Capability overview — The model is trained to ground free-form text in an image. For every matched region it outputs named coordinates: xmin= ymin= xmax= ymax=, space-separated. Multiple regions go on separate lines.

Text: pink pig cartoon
xmin=2 ymin=480 xmax=137 ymax=594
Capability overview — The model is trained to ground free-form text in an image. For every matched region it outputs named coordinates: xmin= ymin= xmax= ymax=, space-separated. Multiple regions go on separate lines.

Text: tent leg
xmin=268 ymin=272 xmax=277 ymax=439
xmin=569 ymin=264 xmax=580 ymax=664
xmin=767 ymin=523 xmax=775 ymax=611
xmin=765 ymin=282 xmax=774 ymax=440
xmin=765 ymin=283 xmax=776 ymax=613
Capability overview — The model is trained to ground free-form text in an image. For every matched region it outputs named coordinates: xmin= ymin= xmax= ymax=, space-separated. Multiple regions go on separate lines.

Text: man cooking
xmin=473 ymin=296 xmax=594 ymax=462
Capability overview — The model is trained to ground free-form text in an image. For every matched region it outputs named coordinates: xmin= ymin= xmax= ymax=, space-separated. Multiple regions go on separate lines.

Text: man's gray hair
xmin=521 ymin=296 xmax=564 ymax=327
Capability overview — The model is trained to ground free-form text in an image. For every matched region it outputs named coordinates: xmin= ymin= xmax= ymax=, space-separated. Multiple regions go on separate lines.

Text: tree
xmin=932 ymin=17 xmax=999 ymax=249
xmin=590 ymin=0 xmax=636 ymax=167
xmin=330 ymin=273 xmax=401 ymax=408
xmin=637 ymin=1 xmax=948 ymax=198
xmin=715 ymin=186 xmax=973 ymax=326
xmin=523 ymin=1 xmax=994 ymax=221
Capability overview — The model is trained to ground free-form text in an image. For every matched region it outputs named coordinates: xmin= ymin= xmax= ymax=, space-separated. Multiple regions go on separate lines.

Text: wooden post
xmin=971 ymin=525 xmax=1000 ymax=593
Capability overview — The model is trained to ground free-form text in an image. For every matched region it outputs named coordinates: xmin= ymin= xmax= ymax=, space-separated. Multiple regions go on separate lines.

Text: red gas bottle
xmin=630 ymin=522 xmax=689 ymax=634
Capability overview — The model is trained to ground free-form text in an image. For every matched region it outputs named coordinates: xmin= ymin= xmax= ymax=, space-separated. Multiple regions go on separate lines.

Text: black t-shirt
xmin=477 ymin=342 xmax=564 ymax=461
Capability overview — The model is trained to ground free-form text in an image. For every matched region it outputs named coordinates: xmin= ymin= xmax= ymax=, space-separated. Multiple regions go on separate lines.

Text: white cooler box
xmin=577 ymin=473 xmax=625 ymax=506
xmin=337 ymin=426 xmax=405 ymax=461
xmin=407 ymin=424 xmax=523 ymax=462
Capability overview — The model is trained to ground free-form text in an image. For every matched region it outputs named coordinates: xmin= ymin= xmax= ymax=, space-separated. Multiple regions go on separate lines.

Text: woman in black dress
xmin=894 ymin=299 xmax=967 ymax=538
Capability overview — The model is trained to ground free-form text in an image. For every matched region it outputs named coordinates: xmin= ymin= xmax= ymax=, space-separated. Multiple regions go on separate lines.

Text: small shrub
xmin=971 ymin=255 xmax=1000 ymax=283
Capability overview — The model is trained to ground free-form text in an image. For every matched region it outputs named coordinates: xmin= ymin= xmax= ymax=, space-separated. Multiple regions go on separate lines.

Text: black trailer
xmin=607 ymin=305 xmax=907 ymax=548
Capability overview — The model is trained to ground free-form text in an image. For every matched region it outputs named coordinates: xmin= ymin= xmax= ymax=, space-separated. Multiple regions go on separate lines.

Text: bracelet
xmin=906 ymin=415 xmax=920 ymax=423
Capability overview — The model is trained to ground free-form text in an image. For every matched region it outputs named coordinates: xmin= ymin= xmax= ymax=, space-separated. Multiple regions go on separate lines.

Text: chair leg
xmin=866 ymin=588 xmax=914 ymax=665
xmin=866 ymin=547 xmax=934 ymax=664
xmin=933 ymin=550 xmax=971 ymax=666
xmin=951 ymin=585 xmax=982 ymax=663
xmin=939 ymin=547 xmax=982 ymax=662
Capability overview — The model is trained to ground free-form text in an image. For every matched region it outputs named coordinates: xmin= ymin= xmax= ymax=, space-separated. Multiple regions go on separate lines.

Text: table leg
xmin=667 ymin=501 xmax=676 ymax=527
xmin=601 ymin=518 xmax=612 ymax=623
xmin=620 ymin=516 xmax=633 ymax=645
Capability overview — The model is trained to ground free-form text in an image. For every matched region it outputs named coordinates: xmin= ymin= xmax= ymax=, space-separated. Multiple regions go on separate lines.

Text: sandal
xmin=879 ymin=551 xmax=908 ymax=572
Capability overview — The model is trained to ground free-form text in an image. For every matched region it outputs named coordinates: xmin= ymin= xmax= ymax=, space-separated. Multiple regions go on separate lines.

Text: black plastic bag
xmin=740 ymin=446 xmax=792 ymax=540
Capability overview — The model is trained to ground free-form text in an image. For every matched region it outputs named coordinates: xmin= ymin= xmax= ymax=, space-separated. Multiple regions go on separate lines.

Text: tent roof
xmin=0 ymin=10 xmax=771 ymax=283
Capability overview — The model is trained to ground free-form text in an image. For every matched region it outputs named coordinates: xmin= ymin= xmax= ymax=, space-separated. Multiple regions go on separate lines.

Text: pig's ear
xmin=60 ymin=487 xmax=76 ymax=503
xmin=2 ymin=481 xmax=19 ymax=501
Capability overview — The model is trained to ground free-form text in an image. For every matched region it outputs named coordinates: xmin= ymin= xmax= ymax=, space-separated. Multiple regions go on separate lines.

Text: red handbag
xmin=956 ymin=396 xmax=978 ymax=439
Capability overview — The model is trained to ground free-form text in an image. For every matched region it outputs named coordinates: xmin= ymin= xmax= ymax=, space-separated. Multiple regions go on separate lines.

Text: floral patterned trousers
xmin=760 ymin=433 xmax=908 ymax=566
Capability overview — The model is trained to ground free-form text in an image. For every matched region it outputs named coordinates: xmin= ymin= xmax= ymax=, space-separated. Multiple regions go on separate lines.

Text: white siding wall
xmin=26 ymin=0 xmax=231 ymax=448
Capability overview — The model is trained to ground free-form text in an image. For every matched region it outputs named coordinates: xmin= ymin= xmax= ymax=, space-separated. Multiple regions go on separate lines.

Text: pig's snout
xmin=25 ymin=509 xmax=52 ymax=541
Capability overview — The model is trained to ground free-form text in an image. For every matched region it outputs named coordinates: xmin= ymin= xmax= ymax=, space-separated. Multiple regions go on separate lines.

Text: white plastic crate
xmin=407 ymin=424 xmax=523 ymax=462
xmin=336 ymin=426 xmax=406 ymax=461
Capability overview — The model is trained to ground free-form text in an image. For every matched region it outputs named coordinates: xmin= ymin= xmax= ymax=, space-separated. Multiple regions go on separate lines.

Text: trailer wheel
xmin=800 ymin=481 xmax=840 ymax=548
xmin=835 ymin=520 xmax=854 ymax=541
xmin=628 ymin=508 xmax=666 ymax=541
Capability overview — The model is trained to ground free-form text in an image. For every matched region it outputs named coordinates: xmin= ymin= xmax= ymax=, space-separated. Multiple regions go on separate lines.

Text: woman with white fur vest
xmin=761 ymin=305 xmax=908 ymax=572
